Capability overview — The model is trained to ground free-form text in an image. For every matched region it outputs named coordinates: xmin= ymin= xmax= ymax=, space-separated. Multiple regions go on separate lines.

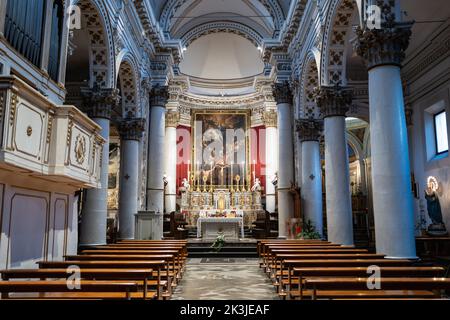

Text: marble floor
xmin=172 ymin=258 xmax=279 ymax=300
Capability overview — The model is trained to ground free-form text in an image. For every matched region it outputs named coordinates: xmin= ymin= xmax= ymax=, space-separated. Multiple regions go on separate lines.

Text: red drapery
xmin=176 ymin=125 xmax=191 ymax=193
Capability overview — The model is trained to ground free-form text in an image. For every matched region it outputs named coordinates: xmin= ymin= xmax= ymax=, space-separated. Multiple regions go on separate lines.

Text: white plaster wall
xmin=411 ymin=82 xmax=450 ymax=233
xmin=0 ymin=184 xmax=78 ymax=269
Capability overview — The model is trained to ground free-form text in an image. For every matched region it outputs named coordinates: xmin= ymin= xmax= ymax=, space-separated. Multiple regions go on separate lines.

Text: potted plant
xmin=296 ymin=220 xmax=321 ymax=239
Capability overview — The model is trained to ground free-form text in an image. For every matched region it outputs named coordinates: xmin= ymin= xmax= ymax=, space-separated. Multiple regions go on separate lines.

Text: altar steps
xmin=187 ymin=242 xmax=258 ymax=258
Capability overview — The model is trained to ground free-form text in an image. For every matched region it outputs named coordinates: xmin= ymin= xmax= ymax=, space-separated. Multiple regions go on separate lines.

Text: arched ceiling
xmin=152 ymin=0 xmax=289 ymax=39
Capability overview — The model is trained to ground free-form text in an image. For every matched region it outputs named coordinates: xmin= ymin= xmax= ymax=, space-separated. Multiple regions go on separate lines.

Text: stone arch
xmin=117 ymin=56 xmax=139 ymax=119
xmin=181 ymin=22 xmax=263 ymax=48
xmin=73 ymin=0 xmax=115 ymax=88
xmin=299 ymin=52 xmax=321 ymax=119
xmin=320 ymin=0 xmax=359 ymax=86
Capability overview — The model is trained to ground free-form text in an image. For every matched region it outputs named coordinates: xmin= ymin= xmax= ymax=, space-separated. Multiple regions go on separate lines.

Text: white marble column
xmin=146 ymin=85 xmax=168 ymax=219
xmin=164 ymin=111 xmax=179 ymax=213
xmin=316 ymin=86 xmax=354 ymax=246
xmin=263 ymin=111 xmax=278 ymax=213
xmin=118 ymin=119 xmax=145 ymax=240
xmin=273 ymin=82 xmax=294 ymax=238
xmin=355 ymin=17 xmax=416 ymax=258
xmin=298 ymin=119 xmax=324 ymax=236
xmin=79 ymin=87 xmax=119 ymax=246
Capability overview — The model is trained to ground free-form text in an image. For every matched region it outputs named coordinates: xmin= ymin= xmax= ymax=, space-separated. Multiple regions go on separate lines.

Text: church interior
xmin=0 ymin=0 xmax=450 ymax=302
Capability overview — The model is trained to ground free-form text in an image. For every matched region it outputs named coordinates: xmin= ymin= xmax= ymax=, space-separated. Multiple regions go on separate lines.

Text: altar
xmin=197 ymin=217 xmax=244 ymax=239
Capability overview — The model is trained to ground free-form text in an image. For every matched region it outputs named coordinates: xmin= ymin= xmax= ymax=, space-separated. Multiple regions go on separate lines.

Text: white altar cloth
xmin=196 ymin=217 xmax=244 ymax=239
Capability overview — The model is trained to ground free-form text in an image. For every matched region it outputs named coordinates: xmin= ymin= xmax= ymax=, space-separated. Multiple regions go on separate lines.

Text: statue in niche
xmin=424 ymin=176 xmax=447 ymax=236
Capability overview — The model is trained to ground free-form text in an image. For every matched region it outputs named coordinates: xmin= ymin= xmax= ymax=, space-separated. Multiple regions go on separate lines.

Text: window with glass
xmin=434 ymin=111 xmax=448 ymax=154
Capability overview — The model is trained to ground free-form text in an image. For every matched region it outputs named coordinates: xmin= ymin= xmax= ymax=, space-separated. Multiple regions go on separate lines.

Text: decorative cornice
xmin=263 ymin=110 xmax=277 ymax=128
xmin=166 ymin=111 xmax=180 ymax=127
xmin=150 ymin=84 xmax=169 ymax=107
xmin=296 ymin=119 xmax=323 ymax=142
xmin=354 ymin=22 xmax=413 ymax=70
xmin=119 ymin=118 xmax=146 ymax=141
xmin=272 ymin=81 xmax=293 ymax=105
xmin=81 ymin=85 xmax=120 ymax=120
xmin=315 ymin=85 xmax=353 ymax=118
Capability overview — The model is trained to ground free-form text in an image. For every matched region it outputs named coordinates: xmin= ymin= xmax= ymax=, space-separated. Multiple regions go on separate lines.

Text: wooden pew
xmin=64 ymin=254 xmax=180 ymax=286
xmin=277 ymin=258 xmax=413 ymax=297
xmin=0 ymin=268 xmax=158 ymax=300
xmin=0 ymin=280 xmax=139 ymax=300
xmin=303 ymin=277 xmax=450 ymax=300
xmin=37 ymin=260 xmax=168 ymax=297
xmin=289 ymin=266 xmax=446 ymax=300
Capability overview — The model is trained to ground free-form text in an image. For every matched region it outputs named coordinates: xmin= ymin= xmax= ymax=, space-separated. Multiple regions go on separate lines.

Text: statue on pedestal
xmin=181 ymin=178 xmax=190 ymax=192
xmin=251 ymin=178 xmax=262 ymax=192
xmin=424 ymin=176 xmax=447 ymax=236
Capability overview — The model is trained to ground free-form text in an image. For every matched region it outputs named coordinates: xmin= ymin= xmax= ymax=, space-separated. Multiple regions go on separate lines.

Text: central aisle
xmin=172 ymin=258 xmax=279 ymax=300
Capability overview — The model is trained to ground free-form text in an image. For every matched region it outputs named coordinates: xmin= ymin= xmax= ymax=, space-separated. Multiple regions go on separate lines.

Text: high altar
xmin=178 ymin=110 xmax=265 ymax=234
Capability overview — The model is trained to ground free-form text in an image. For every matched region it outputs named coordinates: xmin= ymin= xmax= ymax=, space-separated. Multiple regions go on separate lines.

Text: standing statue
xmin=424 ymin=176 xmax=447 ymax=236
xmin=181 ymin=178 xmax=191 ymax=191
xmin=251 ymin=178 xmax=262 ymax=192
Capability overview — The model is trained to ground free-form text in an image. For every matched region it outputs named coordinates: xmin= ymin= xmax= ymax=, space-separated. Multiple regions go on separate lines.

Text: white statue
xmin=251 ymin=178 xmax=262 ymax=192
xmin=181 ymin=177 xmax=191 ymax=191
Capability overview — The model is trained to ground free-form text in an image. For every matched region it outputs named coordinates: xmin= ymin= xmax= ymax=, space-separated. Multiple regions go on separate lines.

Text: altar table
xmin=197 ymin=217 xmax=244 ymax=240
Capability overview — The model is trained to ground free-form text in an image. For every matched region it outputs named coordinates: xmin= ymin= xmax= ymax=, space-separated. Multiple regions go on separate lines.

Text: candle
xmin=187 ymin=160 xmax=191 ymax=181
xmin=241 ymin=161 xmax=245 ymax=191
xmin=230 ymin=161 xmax=233 ymax=191
xmin=253 ymin=160 xmax=256 ymax=186
xmin=210 ymin=162 xmax=213 ymax=191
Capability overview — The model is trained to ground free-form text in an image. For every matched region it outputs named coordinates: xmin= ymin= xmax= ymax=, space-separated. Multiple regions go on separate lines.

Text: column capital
xmin=315 ymin=85 xmax=353 ymax=118
xmin=272 ymin=81 xmax=293 ymax=105
xmin=263 ymin=110 xmax=277 ymax=128
xmin=119 ymin=118 xmax=146 ymax=141
xmin=165 ymin=111 xmax=180 ymax=127
xmin=150 ymin=84 xmax=169 ymax=107
xmin=354 ymin=21 xmax=413 ymax=70
xmin=296 ymin=119 xmax=323 ymax=142
xmin=81 ymin=85 xmax=120 ymax=120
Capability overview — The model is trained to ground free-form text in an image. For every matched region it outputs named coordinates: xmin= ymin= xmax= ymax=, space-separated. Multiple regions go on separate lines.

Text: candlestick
xmin=210 ymin=162 xmax=213 ymax=192
xmin=230 ymin=161 xmax=234 ymax=192
xmin=253 ymin=160 xmax=256 ymax=187
xmin=241 ymin=161 xmax=245 ymax=192
xmin=196 ymin=162 xmax=200 ymax=192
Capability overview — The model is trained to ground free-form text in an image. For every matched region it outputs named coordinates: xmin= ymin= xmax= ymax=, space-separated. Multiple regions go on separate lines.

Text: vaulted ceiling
xmin=151 ymin=0 xmax=291 ymax=40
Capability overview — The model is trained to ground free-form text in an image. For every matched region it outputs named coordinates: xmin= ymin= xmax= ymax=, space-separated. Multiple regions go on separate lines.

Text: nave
xmin=1 ymin=239 xmax=449 ymax=300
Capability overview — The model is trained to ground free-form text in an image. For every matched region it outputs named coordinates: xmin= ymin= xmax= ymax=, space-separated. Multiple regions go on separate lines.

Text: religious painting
xmin=192 ymin=111 xmax=250 ymax=188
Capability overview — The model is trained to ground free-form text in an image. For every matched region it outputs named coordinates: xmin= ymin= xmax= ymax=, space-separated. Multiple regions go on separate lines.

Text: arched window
xmin=4 ymin=0 xmax=46 ymax=67
xmin=48 ymin=0 xmax=64 ymax=81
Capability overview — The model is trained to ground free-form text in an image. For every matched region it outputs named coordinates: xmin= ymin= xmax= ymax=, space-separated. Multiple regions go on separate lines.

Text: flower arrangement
xmin=210 ymin=234 xmax=225 ymax=252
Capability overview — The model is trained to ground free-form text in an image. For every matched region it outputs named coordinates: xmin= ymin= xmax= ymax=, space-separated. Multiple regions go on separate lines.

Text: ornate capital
xmin=81 ymin=85 xmax=120 ymax=120
xmin=166 ymin=111 xmax=180 ymax=127
xmin=296 ymin=119 xmax=323 ymax=142
xmin=272 ymin=81 xmax=293 ymax=105
xmin=263 ymin=110 xmax=277 ymax=128
xmin=354 ymin=22 xmax=413 ymax=70
xmin=150 ymin=84 xmax=169 ymax=107
xmin=119 ymin=118 xmax=146 ymax=141
xmin=315 ymin=85 xmax=353 ymax=118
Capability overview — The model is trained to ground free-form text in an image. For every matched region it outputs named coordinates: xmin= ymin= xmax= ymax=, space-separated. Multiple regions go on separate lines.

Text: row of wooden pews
xmin=0 ymin=239 xmax=188 ymax=300
xmin=258 ymin=239 xmax=450 ymax=300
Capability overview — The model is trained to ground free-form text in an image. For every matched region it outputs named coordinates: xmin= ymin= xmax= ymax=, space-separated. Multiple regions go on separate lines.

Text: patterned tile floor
xmin=172 ymin=258 xmax=279 ymax=300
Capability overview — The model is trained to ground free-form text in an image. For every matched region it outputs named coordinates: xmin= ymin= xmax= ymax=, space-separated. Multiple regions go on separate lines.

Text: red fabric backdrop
xmin=175 ymin=125 xmax=266 ymax=194
xmin=176 ymin=125 xmax=191 ymax=194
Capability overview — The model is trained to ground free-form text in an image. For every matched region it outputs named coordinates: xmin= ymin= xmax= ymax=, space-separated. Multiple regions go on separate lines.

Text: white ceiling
xmin=179 ymin=32 xmax=264 ymax=79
